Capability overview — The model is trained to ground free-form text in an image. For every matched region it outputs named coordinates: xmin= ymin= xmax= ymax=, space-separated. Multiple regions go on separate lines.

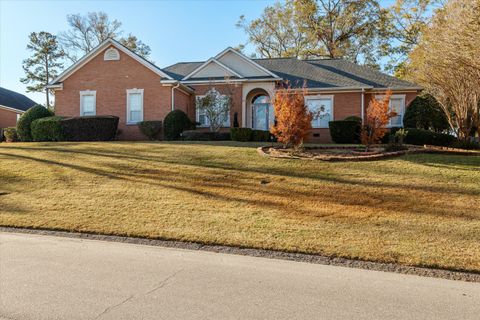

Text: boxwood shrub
xmin=182 ymin=130 xmax=230 ymax=141
xmin=328 ymin=120 xmax=360 ymax=144
xmin=61 ymin=116 xmax=119 ymax=141
xmin=138 ymin=120 xmax=162 ymax=140
xmin=16 ymin=105 xmax=53 ymax=142
xmin=31 ymin=116 xmax=64 ymax=141
xmin=3 ymin=127 xmax=18 ymax=142
xmin=403 ymin=128 xmax=457 ymax=146
xmin=230 ymin=128 xmax=252 ymax=142
xmin=252 ymin=130 xmax=272 ymax=142
xmin=164 ymin=110 xmax=194 ymax=140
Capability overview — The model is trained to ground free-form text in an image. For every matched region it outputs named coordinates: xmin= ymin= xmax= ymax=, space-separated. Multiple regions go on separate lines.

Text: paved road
xmin=0 ymin=232 xmax=479 ymax=320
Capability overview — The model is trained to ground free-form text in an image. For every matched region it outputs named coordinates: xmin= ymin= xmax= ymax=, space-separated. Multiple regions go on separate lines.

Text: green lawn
xmin=0 ymin=141 xmax=479 ymax=272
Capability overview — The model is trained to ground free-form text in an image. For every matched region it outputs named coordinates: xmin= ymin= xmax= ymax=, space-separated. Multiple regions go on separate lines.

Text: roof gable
xmin=182 ymin=58 xmax=243 ymax=80
xmin=215 ymin=48 xmax=279 ymax=78
xmin=49 ymin=38 xmax=173 ymax=86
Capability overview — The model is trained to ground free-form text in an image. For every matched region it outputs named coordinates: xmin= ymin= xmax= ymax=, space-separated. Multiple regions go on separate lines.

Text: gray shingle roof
xmin=0 ymin=87 xmax=37 ymax=112
xmin=163 ymin=58 xmax=420 ymax=89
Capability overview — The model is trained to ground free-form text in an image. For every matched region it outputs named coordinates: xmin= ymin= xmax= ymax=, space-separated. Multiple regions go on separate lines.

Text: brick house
xmin=0 ymin=87 xmax=37 ymax=129
xmin=48 ymin=38 xmax=421 ymax=142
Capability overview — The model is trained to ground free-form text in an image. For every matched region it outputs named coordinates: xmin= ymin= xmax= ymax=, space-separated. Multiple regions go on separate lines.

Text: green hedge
xmin=252 ymin=130 xmax=273 ymax=142
xmin=3 ymin=127 xmax=18 ymax=142
xmin=403 ymin=128 xmax=457 ymax=146
xmin=164 ymin=110 xmax=194 ymax=140
xmin=16 ymin=105 xmax=53 ymax=141
xmin=31 ymin=116 xmax=64 ymax=141
xmin=230 ymin=128 xmax=252 ymax=141
xmin=138 ymin=120 xmax=162 ymax=140
xmin=182 ymin=130 xmax=230 ymax=141
xmin=61 ymin=116 xmax=119 ymax=141
xmin=328 ymin=120 xmax=360 ymax=144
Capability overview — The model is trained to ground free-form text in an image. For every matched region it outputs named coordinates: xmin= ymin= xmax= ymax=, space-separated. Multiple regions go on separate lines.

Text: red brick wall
xmin=307 ymin=92 xmax=362 ymax=143
xmin=173 ymin=88 xmax=193 ymax=117
xmin=54 ymin=45 xmax=173 ymax=140
xmin=0 ymin=108 xmax=20 ymax=129
xmin=189 ymin=83 xmax=243 ymax=127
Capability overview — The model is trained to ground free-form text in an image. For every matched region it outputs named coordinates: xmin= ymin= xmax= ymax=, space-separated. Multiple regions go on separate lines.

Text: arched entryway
xmin=246 ymin=89 xmax=274 ymax=130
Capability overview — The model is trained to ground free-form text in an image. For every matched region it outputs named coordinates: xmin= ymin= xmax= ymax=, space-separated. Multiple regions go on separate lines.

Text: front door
xmin=252 ymin=95 xmax=274 ymax=131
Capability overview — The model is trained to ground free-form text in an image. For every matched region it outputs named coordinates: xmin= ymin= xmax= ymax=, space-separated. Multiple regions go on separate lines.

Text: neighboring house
xmin=48 ymin=38 xmax=421 ymax=142
xmin=0 ymin=87 xmax=37 ymax=129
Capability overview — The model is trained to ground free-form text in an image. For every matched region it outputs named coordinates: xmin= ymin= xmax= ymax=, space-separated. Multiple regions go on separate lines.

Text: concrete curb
xmin=1 ymin=226 xmax=479 ymax=283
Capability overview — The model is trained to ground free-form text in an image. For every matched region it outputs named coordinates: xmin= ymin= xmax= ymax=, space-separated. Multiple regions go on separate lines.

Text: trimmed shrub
xmin=31 ymin=116 xmax=64 ymax=141
xmin=3 ymin=127 xmax=18 ymax=142
xmin=403 ymin=94 xmax=449 ymax=132
xmin=451 ymin=140 xmax=480 ymax=150
xmin=61 ymin=116 xmax=119 ymax=141
xmin=252 ymin=130 xmax=272 ymax=142
xmin=403 ymin=128 xmax=457 ymax=146
xmin=230 ymin=128 xmax=253 ymax=142
xmin=138 ymin=120 xmax=162 ymax=140
xmin=164 ymin=110 xmax=194 ymax=140
xmin=16 ymin=105 xmax=52 ymax=141
xmin=329 ymin=120 xmax=360 ymax=144
xmin=344 ymin=115 xmax=362 ymax=123
xmin=182 ymin=130 xmax=230 ymax=141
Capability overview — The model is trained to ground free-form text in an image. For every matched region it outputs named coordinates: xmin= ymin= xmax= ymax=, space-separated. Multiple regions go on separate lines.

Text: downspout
xmin=171 ymin=82 xmax=181 ymax=111
xmin=361 ymin=88 xmax=365 ymax=125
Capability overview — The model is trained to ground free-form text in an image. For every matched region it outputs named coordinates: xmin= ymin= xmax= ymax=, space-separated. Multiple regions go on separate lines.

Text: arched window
xmin=252 ymin=94 xmax=274 ymax=130
xmin=104 ymin=48 xmax=120 ymax=61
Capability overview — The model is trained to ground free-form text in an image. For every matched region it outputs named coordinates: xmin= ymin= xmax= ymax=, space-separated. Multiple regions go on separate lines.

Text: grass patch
xmin=0 ymin=141 xmax=479 ymax=272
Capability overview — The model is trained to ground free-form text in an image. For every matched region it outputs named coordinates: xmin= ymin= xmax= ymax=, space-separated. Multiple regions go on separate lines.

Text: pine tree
xmin=20 ymin=32 xmax=64 ymax=108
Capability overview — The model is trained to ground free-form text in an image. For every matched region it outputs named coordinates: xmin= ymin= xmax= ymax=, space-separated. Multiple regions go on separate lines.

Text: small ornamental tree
xmin=361 ymin=90 xmax=396 ymax=151
xmin=196 ymin=88 xmax=232 ymax=132
xmin=270 ymin=87 xmax=312 ymax=150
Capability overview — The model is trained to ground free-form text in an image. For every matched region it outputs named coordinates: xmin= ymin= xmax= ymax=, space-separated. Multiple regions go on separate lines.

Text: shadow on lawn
xmin=0 ymin=146 xmax=478 ymax=221
xmin=2 ymin=144 xmax=479 ymax=197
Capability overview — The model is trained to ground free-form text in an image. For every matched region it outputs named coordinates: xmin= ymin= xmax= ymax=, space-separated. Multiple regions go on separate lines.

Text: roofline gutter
xmin=45 ymin=83 xmax=63 ymax=90
xmin=0 ymin=104 xmax=28 ymax=114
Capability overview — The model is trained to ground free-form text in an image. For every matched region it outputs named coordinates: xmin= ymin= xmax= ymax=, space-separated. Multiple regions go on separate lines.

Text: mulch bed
xmin=258 ymin=145 xmax=480 ymax=162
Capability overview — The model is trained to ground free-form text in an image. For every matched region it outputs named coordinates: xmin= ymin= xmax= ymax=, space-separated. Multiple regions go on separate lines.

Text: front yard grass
xmin=0 ymin=141 xmax=479 ymax=272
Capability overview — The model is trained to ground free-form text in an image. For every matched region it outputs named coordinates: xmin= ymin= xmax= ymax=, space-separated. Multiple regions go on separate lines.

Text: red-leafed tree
xmin=270 ymin=86 xmax=313 ymax=150
xmin=361 ymin=90 xmax=396 ymax=151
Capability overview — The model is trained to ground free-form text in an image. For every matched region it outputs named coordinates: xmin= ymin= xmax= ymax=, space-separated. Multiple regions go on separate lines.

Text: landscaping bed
xmin=0 ymin=141 xmax=479 ymax=273
xmin=258 ymin=145 xmax=480 ymax=161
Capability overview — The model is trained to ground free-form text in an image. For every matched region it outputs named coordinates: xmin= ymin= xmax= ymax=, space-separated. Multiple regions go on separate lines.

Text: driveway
xmin=0 ymin=232 xmax=479 ymax=320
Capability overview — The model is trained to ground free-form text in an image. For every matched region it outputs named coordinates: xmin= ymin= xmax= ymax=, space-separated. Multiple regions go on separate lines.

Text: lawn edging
xmin=1 ymin=226 xmax=479 ymax=283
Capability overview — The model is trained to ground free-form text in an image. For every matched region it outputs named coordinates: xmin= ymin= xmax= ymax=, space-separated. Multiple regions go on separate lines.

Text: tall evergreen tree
xmin=20 ymin=32 xmax=64 ymax=108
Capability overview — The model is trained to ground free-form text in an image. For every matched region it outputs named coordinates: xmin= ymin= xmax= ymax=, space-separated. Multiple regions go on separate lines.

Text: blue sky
xmin=0 ymin=0 xmax=395 ymax=104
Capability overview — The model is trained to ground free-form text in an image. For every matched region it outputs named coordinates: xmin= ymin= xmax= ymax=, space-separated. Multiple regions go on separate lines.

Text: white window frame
xmin=80 ymin=90 xmax=96 ymax=116
xmin=375 ymin=94 xmax=406 ymax=128
xmin=195 ymin=94 xmax=231 ymax=128
xmin=126 ymin=88 xmax=144 ymax=124
xmin=305 ymin=95 xmax=334 ymax=128
xmin=104 ymin=48 xmax=120 ymax=61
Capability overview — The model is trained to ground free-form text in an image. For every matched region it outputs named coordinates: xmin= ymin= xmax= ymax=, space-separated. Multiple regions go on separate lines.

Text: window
xmin=104 ymin=48 xmax=120 ymax=61
xmin=127 ymin=89 xmax=144 ymax=124
xmin=305 ymin=95 xmax=334 ymax=128
xmin=80 ymin=90 xmax=96 ymax=116
xmin=16 ymin=114 xmax=21 ymax=122
xmin=196 ymin=95 xmax=230 ymax=128
xmin=376 ymin=94 xmax=406 ymax=127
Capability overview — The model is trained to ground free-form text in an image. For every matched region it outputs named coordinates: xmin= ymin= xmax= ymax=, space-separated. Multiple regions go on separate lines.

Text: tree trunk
xmin=45 ymin=56 xmax=50 ymax=108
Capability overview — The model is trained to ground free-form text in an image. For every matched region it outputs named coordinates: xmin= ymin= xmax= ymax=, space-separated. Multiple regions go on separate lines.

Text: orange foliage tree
xmin=361 ymin=90 xmax=396 ymax=151
xmin=270 ymin=86 xmax=313 ymax=150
